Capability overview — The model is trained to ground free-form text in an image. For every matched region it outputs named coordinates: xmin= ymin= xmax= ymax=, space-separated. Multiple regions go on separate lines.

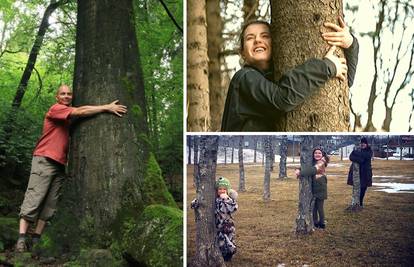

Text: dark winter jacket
xmin=300 ymin=166 xmax=327 ymax=200
xmin=347 ymin=147 xmax=373 ymax=188
xmin=221 ymin=36 xmax=359 ymax=132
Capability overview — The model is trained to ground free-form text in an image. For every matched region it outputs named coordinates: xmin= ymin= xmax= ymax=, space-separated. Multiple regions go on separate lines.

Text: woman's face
xmin=313 ymin=149 xmax=323 ymax=161
xmin=241 ymin=23 xmax=272 ymax=71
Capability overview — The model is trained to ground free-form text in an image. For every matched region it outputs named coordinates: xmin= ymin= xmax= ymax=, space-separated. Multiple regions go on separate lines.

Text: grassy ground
xmin=187 ymin=157 xmax=414 ymax=266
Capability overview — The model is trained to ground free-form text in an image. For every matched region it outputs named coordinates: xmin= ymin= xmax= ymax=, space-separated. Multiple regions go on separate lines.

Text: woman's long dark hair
xmin=312 ymin=147 xmax=330 ymax=166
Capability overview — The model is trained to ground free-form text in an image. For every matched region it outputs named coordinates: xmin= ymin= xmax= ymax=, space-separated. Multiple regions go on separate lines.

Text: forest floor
xmin=187 ymin=157 xmax=414 ymax=266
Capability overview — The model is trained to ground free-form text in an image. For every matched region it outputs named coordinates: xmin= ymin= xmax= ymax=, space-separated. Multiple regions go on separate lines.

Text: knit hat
xmin=215 ymin=176 xmax=231 ymax=191
xmin=360 ymin=137 xmax=368 ymax=145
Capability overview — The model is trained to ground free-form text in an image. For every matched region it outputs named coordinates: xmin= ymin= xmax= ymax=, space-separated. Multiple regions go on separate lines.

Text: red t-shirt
xmin=33 ymin=103 xmax=74 ymax=165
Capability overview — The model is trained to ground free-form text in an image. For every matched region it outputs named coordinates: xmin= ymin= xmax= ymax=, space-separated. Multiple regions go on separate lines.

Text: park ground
xmin=187 ymin=157 xmax=414 ymax=266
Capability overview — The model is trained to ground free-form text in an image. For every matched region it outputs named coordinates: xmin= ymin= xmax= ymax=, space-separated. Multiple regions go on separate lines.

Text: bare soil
xmin=187 ymin=157 xmax=414 ymax=266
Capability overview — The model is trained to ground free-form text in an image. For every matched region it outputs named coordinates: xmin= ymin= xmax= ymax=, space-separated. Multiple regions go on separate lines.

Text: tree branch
xmin=157 ymin=0 xmax=183 ymax=34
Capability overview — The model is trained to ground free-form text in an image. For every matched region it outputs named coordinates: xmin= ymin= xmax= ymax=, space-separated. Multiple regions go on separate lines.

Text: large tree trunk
xmin=271 ymin=0 xmax=350 ymax=131
xmin=239 ymin=136 xmax=246 ymax=192
xmin=187 ymin=0 xmax=210 ymax=131
xmin=206 ymin=0 xmax=225 ymax=132
xmin=56 ymin=0 xmax=167 ymax=251
xmin=190 ymin=135 xmax=225 ymax=267
xmin=279 ymin=136 xmax=287 ymax=179
xmin=263 ymin=136 xmax=272 ymax=201
xmin=296 ymin=136 xmax=314 ymax=234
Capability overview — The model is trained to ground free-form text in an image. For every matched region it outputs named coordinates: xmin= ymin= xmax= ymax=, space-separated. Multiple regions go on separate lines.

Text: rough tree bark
xmin=263 ymin=136 xmax=272 ymax=201
xmin=188 ymin=136 xmax=192 ymax=165
xmin=193 ymin=135 xmax=199 ymax=187
xmin=350 ymin=160 xmax=361 ymax=209
xmin=239 ymin=136 xmax=246 ymax=192
xmin=206 ymin=0 xmax=225 ymax=131
xmin=55 ymin=0 xmax=176 ymax=255
xmin=190 ymin=135 xmax=225 ymax=267
xmin=187 ymin=0 xmax=210 ymax=131
xmin=296 ymin=136 xmax=314 ymax=234
xmin=279 ymin=136 xmax=288 ymax=179
xmin=271 ymin=0 xmax=350 ymax=131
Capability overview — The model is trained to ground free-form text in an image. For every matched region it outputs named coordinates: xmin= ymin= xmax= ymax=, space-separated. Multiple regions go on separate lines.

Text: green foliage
xmin=143 ymin=153 xmax=177 ymax=207
xmin=121 ymin=204 xmax=183 ymax=267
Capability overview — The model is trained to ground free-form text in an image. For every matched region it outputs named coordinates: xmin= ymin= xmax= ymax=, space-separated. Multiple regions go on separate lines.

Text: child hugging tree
xmin=215 ymin=176 xmax=238 ymax=261
xmin=295 ymin=148 xmax=330 ymax=229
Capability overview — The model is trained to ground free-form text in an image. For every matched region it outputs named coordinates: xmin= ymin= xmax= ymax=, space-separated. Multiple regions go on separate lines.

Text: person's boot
xmin=15 ymin=236 xmax=27 ymax=253
xmin=314 ymin=222 xmax=320 ymax=228
xmin=223 ymin=253 xmax=233 ymax=262
xmin=31 ymin=233 xmax=42 ymax=256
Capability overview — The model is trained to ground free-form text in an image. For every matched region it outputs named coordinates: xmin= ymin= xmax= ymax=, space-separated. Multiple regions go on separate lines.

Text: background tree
xmin=296 ymin=136 xmax=314 ymax=234
xmin=263 ymin=136 xmax=272 ymax=201
xmin=271 ymin=0 xmax=350 ymax=131
xmin=279 ymin=136 xmax=288 ymax=179
xmin=190 ymin=135 xmax=225 ymax=267
xmin=193 ymin=135 xmax=199 ymax=187
xmin=239 ymin=135 xmax=246 ymax=192
xmin=187 ymin=0 xmax=210 ymax=131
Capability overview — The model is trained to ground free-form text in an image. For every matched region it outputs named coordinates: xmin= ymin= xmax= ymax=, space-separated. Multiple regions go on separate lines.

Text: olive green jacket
xmin=300 ymin=166 xmax=327 ymax=200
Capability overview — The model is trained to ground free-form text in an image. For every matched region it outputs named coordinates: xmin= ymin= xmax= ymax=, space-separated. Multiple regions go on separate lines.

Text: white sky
xmin=222 ymin=0 xmax=414 ymax=132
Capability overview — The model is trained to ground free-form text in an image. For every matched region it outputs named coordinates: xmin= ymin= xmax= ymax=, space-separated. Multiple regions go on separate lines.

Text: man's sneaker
xmin=16 ymin=238 xmax=27 ymax=253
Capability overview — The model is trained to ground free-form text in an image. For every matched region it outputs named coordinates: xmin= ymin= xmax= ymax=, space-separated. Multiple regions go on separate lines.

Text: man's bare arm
xmin=70 ymin=100 xmax=127 ymax=118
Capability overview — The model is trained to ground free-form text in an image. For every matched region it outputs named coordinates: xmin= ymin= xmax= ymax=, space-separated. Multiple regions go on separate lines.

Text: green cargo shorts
xmin=19 ymin=156 xmax=66 ymax=222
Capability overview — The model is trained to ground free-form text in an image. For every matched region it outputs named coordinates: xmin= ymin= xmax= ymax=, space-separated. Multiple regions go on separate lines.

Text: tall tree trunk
xmin=279 ymin=136 xmax=287 ymax=179
xmin=253 ymin=136 xmax=258 ymax=163
xmin=231 ymin=138 xmax=234 ymax=164
xmin=150 ymin=86 xmax=159 ymax=151
xmin=190 ymin=135 xmax=225 ymax=267
xmin=52 ymin=0 xmax=177 ymax=254
xmin=296 ymin=136 xmax=314 ymax=234
xmin=239 ymin=136 xmax=246 ymax=192
xmin=207 ymin=0 xmax=225 ymax=131
xmin=193 ymin=135 xmax=199 ymax=187
xmin=224 ymin=145 xmax=227 ymax=165
xmin=187 ymin=0 xmax=210 ymax=131
xmin=263 ymin=136 xmax=272 ymax=201
xmin=271 ymin=0 xmax=350 ymax=131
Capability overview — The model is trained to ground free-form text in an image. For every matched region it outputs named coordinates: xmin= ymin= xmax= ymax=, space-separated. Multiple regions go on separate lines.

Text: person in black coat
xmin=347 ymin=137 xmax=373 ymax=207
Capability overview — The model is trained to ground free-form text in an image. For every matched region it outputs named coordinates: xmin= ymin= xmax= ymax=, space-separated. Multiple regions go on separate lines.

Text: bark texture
xmin=206 ymin=0 xmax=225 ymax=131
xmin=279 ymin=137 xmax=288 ymax=179
xmin=190 ymin=136 xmax=225 ymax=267
xmin=351 ymin=161 xmax=361 ymax=207
xmin=187 ymin=0 xmax=210 ymax=131
xmin=263 ymin=136 xmax=272 ymax=201
xmin=238 ymin=136 xmax=246 ymax=192
xmin=193 ymin=135 xmax=199 ymax=187
xmin=296 ymin=136 xmax=314 ymax=234
xmin=271 ymin=0 xmax=350 ymax=131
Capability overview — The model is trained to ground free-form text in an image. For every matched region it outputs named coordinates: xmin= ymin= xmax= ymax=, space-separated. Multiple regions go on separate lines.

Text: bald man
xmin=16 ymin=85 xmax=127 ymax=252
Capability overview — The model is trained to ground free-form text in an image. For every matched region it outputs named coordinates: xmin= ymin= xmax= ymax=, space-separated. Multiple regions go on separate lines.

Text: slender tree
xmin=271 ymin=0 xmax=350 ymax=131
xmin=279 ymin=136 xmax=288 ymax=179
xmin=349 ymin=155 xmax=361 ymax=210
xmin=239 ymin=136 xmax=246 ymax=192
xmin=190 ymin=135 xmax=225 ymax=267
xmin=263 ymin=136 xmax=272 ymax=201
xmin=243 ymin=0 xmax=259 ymax=22
xmin=187 ymin=0 xmax=210 ymax=131
xmin=253 ymin=136 xmax=258 ymax=163
xmin=193 ymin=135 xmax=199 ymax=186
xmin=296 ymin=136 xmax=314 ymax=234
xmin=188 ymin=135 xmax=192 ymax=165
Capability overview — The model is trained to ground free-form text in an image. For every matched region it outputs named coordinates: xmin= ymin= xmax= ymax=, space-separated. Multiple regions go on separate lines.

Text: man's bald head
xmin=56 ymin=85 xmax=72 ymax=96
xmin=55 ymin=85 xmax=73 ymax=106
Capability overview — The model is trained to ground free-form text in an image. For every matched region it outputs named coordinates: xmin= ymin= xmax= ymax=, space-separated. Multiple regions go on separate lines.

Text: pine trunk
xmin=263 ymin=136 xmax=272 ymax=201
xmin=279 ymin=137 xmax=287 ymax=179
xmin=187 ymin=0 xmax=210 ymax=131
xmin=296 ymin=136 xmax=314 ymax=234
xmin=239 ymin=136 xmax=246 ymax=192
xmin=190 ymin=136 xmax=225 ymax=267
xmin=271 ymin=0 xmax=350 ymax=131
xmin=206 ymin=0 xmax=225 ymax=131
